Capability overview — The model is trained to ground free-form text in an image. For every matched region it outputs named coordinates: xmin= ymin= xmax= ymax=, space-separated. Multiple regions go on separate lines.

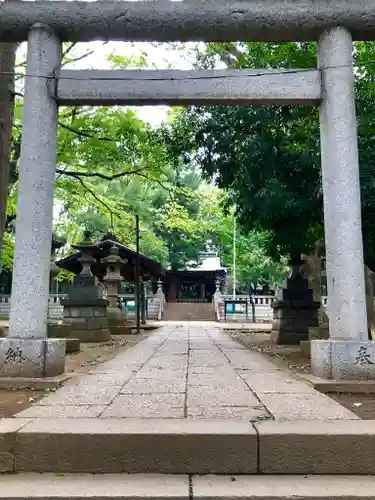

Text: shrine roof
xmin=56 ymin=239 xmax=163 ymax=281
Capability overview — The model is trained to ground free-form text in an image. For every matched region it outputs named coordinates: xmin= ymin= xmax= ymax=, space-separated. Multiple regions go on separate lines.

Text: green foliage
xmin=1 ymin=232 xmax=14 ymax=271
xmin=168 ymin=41 xmax=375 ymax=267
xmin=54 ymin=105 xmax=209 ymax=268
xmin=195 ymin=188 xmax=288 ymax=288
xmin=3 ymin=42 xmax=287 ymax=289
xmin=53 ymin=268 xmax=75 ymax=284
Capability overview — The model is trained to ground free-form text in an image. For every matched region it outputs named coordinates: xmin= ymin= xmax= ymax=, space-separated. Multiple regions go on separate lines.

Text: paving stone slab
xmin=145 ymin=361 xmax=188 ymax=371
xmin=135 ymin=369 xmax=187 ymax=380
xmin=86 ymin=367 xmax=139 ymax=376
xmin=188 ymin=405 xmax=270 ymax=421
xmin=256 ymin=420 xmax=375 ymax=474
xmin=188 ymin=374 xmax=246 ymax=388
xmin=36 ymin=384 xmax=123 ymax=406
xmin=121 ymin=378 xmax=186 ymax=394
xmin=192 ymin=475 xmax=375 ymax=499
xmin=258 ymin=392 xmax=358 ymax=420
xmin=66 ymin=373 xmax=132 ymax=387
xmin=16 ymin=404 xmax=107 ymax=418
xmin=187 ymin=386 xmax=259 ymax=408
xmin=13 ymin=418 xmax=257 ymax=474
xmin=240 ymin=372 xmax=315 ymax=394
xmin=0 ymin=473 xmax=190 ymax=499
xmin=101 ymin=394 xmax=185 ymax=418
xmin=189 ymin=367 xmax=232 ymax=375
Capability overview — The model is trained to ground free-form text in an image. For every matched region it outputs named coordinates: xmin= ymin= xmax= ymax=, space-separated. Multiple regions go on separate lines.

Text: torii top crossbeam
xmin=1 ymin=1 xmax=375 ymax=43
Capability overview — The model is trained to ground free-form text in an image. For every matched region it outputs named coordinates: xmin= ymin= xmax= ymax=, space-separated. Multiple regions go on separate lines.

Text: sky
xmin=72 ymin=41 xmax=199 ymax=125
xmin=17 ymin=39 xmax=201 ymax=126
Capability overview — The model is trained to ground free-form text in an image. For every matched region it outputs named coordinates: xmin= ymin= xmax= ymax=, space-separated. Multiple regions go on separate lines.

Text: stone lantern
xmin=103 ymin=245 xmax=128 ymax=332
xmin=60 ymin=234 xmax=111 ymax=342
xmin=156 ymin=279 xmax=163 ymax=295
xmin=271 ymin=256 xmax=320 ymax=345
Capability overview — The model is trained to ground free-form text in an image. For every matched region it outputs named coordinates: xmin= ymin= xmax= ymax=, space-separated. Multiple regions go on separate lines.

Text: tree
xmin=195 ymin=186 xmax=287 ymax=289
xmin=3 ymin=40 xmax=287 ymax=289
xmin=167 ymin=41 xmax=375 ymax=271
xmin=0 ymin=34 xmax=17 ymax=266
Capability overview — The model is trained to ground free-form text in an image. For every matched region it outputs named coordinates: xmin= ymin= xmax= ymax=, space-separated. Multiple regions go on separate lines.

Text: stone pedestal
xmin=271 ymin=258 xmax=320 ymax=345
xmin=60 ymin=240 xmax=111 ymax=343
xmin=61 ymin=295 xmax=111 ymax=343
xmin=311 ymin=340 xmax=375 ymax=380
xmin=0 ymin=338 xmax=65 ymax=377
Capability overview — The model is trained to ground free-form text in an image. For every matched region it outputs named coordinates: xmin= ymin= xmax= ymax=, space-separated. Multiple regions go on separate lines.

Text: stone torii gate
xmin=0 ymin=0 xmax=373 ymax=380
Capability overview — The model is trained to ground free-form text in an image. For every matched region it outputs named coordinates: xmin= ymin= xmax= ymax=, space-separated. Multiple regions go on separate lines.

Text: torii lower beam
xmin=55 ymin=69 xmax=322 ymax=106
xmin=1 ymin=1 xmax=375 ymax=42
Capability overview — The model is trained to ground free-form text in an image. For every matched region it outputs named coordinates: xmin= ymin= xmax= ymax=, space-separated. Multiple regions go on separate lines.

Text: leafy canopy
xmin=167 ymin=41 xmax=375 ymax=268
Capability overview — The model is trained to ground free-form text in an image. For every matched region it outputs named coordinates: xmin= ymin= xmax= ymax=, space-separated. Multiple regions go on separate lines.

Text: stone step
xmin=3 ymin=418 xmax=375 ymax=475
xmin=193 ymin=475 xmax=375 ymax=499
xmin=163 ymin=302 xmax=216 ymax=322
xmin=0 ymin=473 xmax=189 ymax=499
xmin=1 ymin=473 xmax=375 ymax=499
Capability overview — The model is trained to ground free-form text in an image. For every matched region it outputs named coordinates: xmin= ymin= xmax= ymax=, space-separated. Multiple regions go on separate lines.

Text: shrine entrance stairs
xmin=163 ymin=301 xmax=216 ymax=321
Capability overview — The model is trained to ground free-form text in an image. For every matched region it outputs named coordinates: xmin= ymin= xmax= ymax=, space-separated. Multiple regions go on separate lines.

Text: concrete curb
xmin=0 ymin=373 xmax=71 ymax=390
xmin=297 ymin=373 xmax=375 ymax=393
xmin=1 ymin=473 xmax=375 ymax=499
xmin=1 ymin=418 xmax=375 ymax=474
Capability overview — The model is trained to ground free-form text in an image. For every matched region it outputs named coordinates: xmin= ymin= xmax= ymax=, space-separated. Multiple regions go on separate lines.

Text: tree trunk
xmin=0 ymin=38 xmax=16 ymax=262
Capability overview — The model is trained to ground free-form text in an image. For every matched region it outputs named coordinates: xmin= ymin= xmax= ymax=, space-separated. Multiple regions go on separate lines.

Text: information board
xmin=224 ymin=300 xmax=248 ymax=321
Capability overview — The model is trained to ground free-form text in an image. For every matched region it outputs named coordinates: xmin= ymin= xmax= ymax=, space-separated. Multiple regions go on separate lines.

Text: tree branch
xmin=74 ymin=175 xmax=120 ymax=222
xmin=61 ymin=42 xmax=77 ymax=60
xmin=56 ymin=167 xmax=146 ymax=181
xmin=61 ymin=49 xmax=95 ymax=68
xmin=58 ymin=121 xmax=116 ymax=142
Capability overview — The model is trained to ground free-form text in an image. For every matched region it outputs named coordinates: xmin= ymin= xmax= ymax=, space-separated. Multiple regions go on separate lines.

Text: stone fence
xmin=0 ymin=292 xmax=165 ymax=322
xmin=213 ymin=294 xmax=275 ymax=323
xmin=213 ymin=294 xmax=330 ymax=323
xmin=0 ymin=292 xmax=326 ymax=323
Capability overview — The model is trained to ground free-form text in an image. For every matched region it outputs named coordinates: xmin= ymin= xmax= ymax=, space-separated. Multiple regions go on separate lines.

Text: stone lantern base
xmin=271 ymin=299 xmax=320 ymax=345
xmin=107 ymin=307 xmax=133 ymax=335
xmin=0 ymin=338 xmax=65 ymax=378
xmin=60 ymin=295 xmax=111 ymax=343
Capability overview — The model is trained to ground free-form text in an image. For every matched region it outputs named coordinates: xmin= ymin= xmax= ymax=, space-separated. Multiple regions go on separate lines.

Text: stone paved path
xmin=16 ymin=325 xmax=356 ymax=420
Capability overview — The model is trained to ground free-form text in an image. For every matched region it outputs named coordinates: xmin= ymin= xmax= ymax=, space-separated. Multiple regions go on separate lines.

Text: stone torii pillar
xmin=311 ymin=26 xmax=373 ymax=380
xmin=0 ymin=24 xmax=65 ymax=377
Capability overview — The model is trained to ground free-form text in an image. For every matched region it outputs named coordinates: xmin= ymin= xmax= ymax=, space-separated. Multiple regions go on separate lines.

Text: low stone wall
xmin=0 ymin=293 xmax=164 ymax=322
xmin=215 ymin=295 xmax=276 ymax=323
xmin=0 ymin=292 xmax=328 ymax=324
xmin=0 ymin=294 xmax=67 ymax=321
xmin=118 ymin=294 xmax=163 ymax=321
